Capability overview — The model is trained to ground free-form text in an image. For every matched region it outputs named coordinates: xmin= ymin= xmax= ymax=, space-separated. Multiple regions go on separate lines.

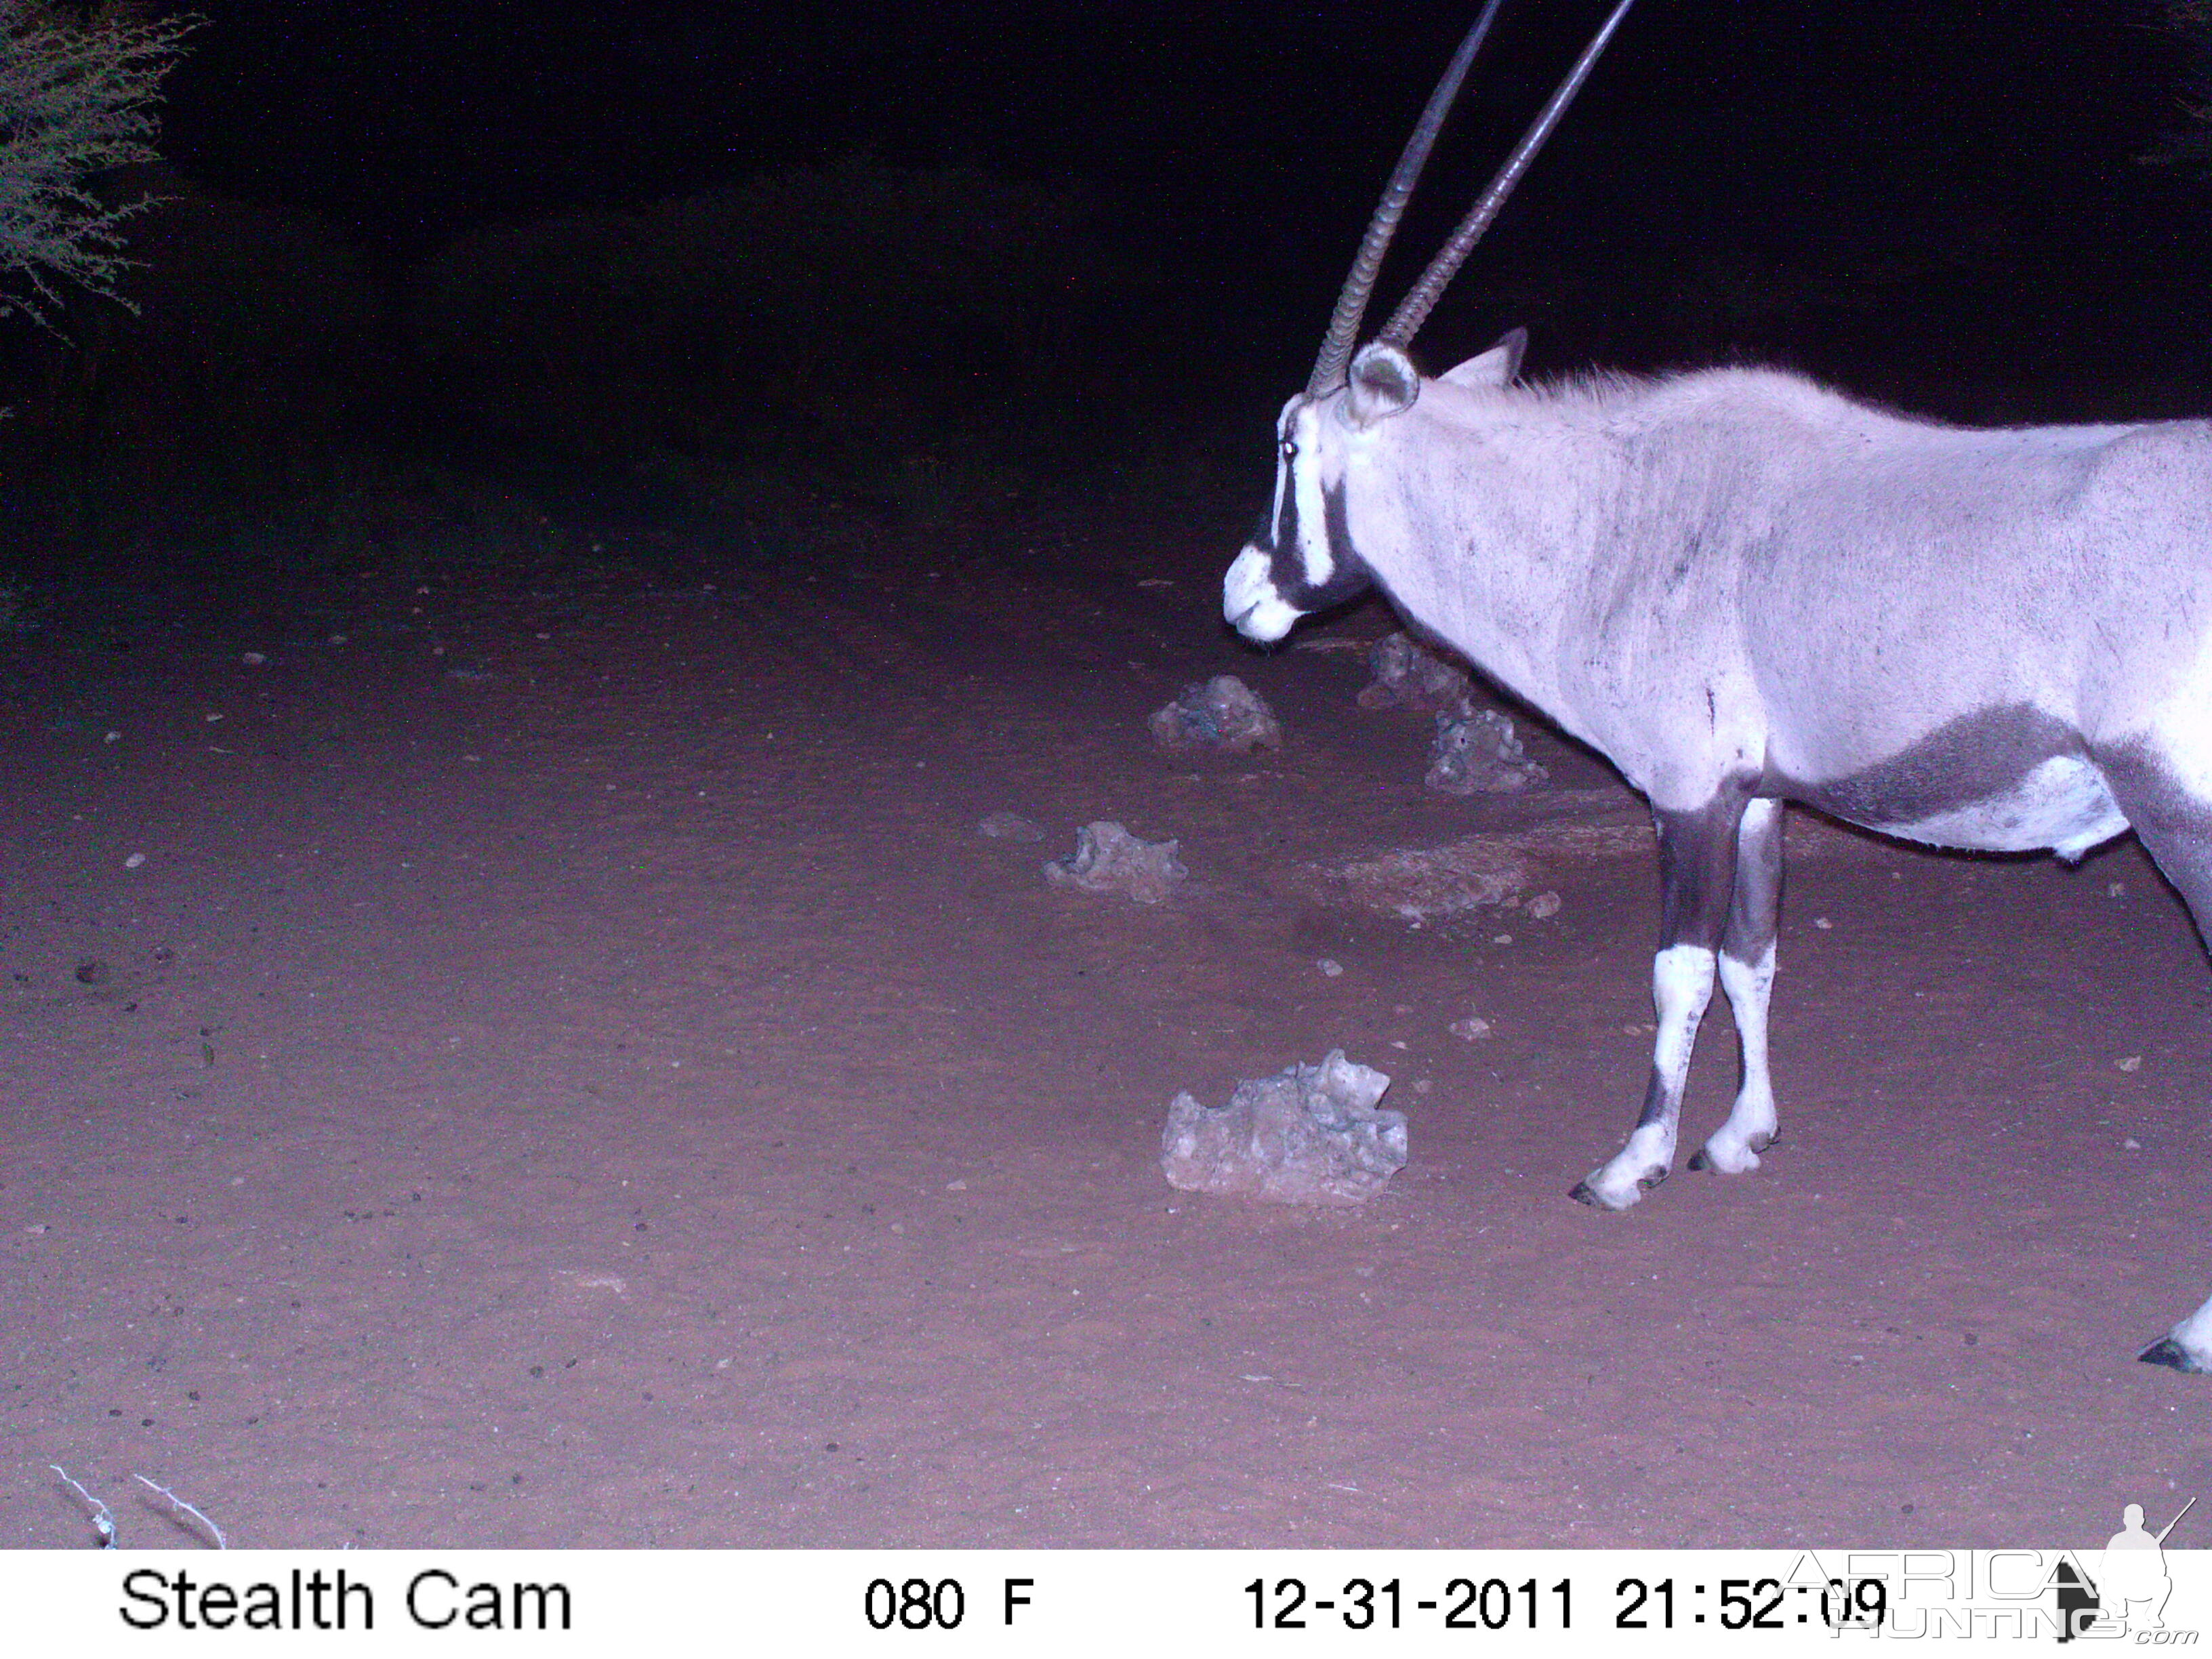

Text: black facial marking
xmin=1247 ymin=507 xmax=1275 ymax=555
xmin=1770 ymin=704 xmax=2080 ymax=827
xmin=1257 ymin=459 xmax=1298 ymax=579
xmin=1322 ymin=481 xmax=1357 ymax=575
xmin=1268 ymin=478 xmax=1372 ymax=613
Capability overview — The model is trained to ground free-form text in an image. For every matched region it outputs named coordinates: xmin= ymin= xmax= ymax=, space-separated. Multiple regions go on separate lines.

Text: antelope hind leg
xmin=2100 ymin=746 xmax=2212 ymax=1371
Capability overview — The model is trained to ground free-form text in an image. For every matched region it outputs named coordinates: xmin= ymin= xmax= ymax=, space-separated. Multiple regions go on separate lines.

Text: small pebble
xmin=2124 ymin=1137 xmax=2144 ymax=1151
xmin=123 ymin=853 xmax=146 ymax=869
xmin=1814 ymin=916 xmax=1832 ymax=929
xmin=1525 ymin=891 xmax=1561 ymax=920
xmin=2108 ymin=882 xmax=2127 ymax=899
xmin=1491 ymin=934 xmax=1513 ymax=945
xmin=1317 ymin=958 xmax=1343 ymax=978
xmin=242 ymin=651 xmax=266 ymax=665
xmin=2118 ymin=1056 xmax=2143 ymax=1072
xmin=1449 ymin=1017 xmax=1492 ymax=1040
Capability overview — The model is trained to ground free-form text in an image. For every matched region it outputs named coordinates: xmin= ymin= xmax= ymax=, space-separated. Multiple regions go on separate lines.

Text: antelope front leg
xmin=1692 ymin=796 xmax=1784 ymax=1174
xmin=1572 ymin=789 xmax=1748 ymax=1211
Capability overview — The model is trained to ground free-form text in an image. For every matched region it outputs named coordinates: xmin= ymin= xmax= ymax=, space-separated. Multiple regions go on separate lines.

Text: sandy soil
xmin=3 ymin=514 xmax=2209 ymax=1549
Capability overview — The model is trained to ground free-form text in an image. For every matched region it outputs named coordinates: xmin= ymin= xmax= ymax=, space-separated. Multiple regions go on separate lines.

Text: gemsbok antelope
xmin=1224 ymin=0 xmax=2212 ymax=1371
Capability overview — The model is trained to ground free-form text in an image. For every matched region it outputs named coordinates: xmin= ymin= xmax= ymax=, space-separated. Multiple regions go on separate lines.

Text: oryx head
xmin=1224 ymin=0 xmax=1637 ymax=644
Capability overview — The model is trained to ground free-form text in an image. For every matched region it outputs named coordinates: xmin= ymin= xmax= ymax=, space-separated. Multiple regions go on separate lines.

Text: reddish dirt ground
xmin=4 ymin=518 xmax=2210 ymax=1549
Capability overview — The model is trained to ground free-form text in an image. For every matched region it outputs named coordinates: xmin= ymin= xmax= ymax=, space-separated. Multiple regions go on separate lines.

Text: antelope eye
xmin=1279 ymin=437 xmax=1298 ymax=462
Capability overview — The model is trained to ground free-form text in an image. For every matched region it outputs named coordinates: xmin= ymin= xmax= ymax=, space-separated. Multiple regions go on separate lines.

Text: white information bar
xmin=2 ymin=1549 xmax=2203 ymax=1654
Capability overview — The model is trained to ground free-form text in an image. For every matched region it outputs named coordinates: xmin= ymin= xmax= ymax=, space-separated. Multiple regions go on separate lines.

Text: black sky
xmin=151 ymin=2 xmax=2207 ymax=396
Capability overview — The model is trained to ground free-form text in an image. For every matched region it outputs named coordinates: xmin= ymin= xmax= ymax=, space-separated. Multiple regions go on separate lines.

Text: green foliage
xmin=0 ymin=1 xmax=198 ymax=325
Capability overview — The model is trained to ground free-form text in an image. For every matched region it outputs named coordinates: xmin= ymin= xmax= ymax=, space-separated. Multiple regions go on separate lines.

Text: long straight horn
xmin=1378 ymin=0 xmax=1638 ymax=351
xmin=1306 ymin=0 xmax=1508 ymax=399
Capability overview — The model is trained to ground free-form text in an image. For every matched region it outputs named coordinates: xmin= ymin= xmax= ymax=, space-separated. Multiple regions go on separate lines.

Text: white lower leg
xmin=1578 ymin=943 xmax=1716 ymax=1210
xmin=1701 ymin=941 xmax=1778 ymax=1174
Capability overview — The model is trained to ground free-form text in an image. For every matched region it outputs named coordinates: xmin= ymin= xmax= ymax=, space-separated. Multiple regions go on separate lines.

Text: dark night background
xmin=3 ymin=0 xmax=2207 ymax=581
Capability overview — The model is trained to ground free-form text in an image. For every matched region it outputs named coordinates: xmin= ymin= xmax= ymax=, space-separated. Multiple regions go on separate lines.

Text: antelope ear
xmin=1440 ymin=327 xmax=1527 ymax=390
xmin=1345 ymin=343 xmax=1420 ymax=428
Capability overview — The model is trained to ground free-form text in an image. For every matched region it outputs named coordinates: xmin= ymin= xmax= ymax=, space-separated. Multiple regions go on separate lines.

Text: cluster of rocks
xmin=1361 ymin=632 xmax=1549 ymax=795
xmin=1147 ymin=674 xmax=1282 ymax=756
xmin=1161 ymin=1050 xmax=1407 ymax=1207
xmin=1357 ymin=631 xmax=1475 ymax=713
xmin=987 ymin=650 xmax=1590 ymax=1210
xmin=1428 ymin=706 xmax=1548 ymax=796
xmin=1041 ymin=821 xmax=1187 ymax=906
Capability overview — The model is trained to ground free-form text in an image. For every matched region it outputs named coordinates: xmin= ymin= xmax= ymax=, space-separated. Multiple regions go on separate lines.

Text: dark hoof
xmin=1568 ymin=1171 xmax=1662 ymax=1210
xmin=2139 ymin=1336 xmax=2211 ymax=1374
xmin=1688 ymin=1131 xmax=1779 ymax=1174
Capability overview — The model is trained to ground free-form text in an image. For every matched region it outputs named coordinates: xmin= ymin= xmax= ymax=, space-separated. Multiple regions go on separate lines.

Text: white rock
xmin=1044 ymin=821 xmax=1186 ymax=905
xmin=1162 ymin=1050 xmax=1406 ymax=1207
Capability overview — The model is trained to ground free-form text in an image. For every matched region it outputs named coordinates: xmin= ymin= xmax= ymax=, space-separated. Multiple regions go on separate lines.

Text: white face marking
xmin=1577 ymin=943 xmax=1716 ymax=1208
xmin=1289 ymin=405 xmax=1334 ymax=590
xmin=1223 ymin=545 xmax=1301 ymax=642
